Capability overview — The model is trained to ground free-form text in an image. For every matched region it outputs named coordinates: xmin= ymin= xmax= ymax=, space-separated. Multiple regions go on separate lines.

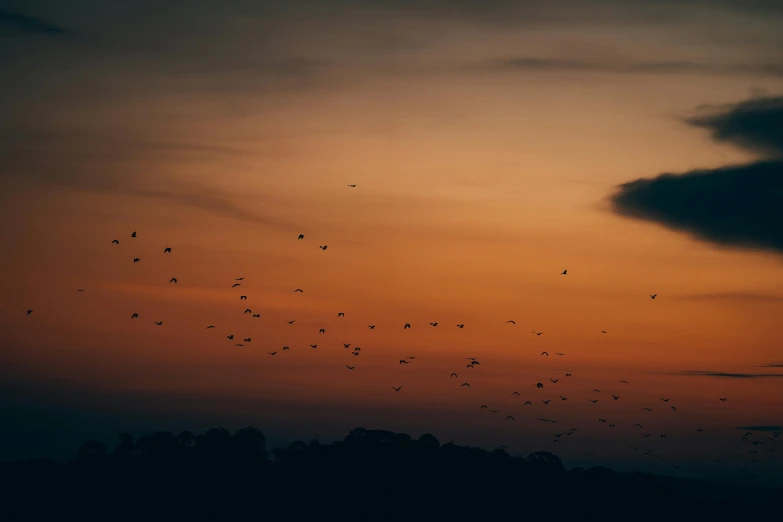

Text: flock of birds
xmin=12 ymin=184 xmax=781 ymax=475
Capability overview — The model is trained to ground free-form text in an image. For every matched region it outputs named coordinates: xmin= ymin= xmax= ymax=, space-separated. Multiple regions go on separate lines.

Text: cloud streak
xmin=678 ymin=371 xmax=783 ymax=379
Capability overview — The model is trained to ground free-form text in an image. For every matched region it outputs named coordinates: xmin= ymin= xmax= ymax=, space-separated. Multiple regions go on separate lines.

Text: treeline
xmin=1 ymin=426 xmax=778 ymax=521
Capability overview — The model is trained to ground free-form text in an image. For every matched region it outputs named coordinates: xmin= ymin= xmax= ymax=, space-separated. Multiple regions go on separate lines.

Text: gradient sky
xmin=1 ymin=0 xmax=782 ymax=484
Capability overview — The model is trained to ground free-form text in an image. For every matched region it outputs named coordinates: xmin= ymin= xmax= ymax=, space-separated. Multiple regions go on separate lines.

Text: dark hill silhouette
xmin=1 ymin=426 xmax=778 ymax=521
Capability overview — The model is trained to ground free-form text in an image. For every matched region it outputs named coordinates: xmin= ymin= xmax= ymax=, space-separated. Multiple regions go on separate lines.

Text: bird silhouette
xmin=536 ymin=382 xmax=544 ymax=388
xmin=601 ymin=330 xmax=607 ymax=334
xmin=660 ymin=398 xmax=671 ymax=403
xmin=268 ymin=351 xmax=277 ymax=356
xmin=232 ymin=283 xmax=241 ymax=288
xmin=310 ymin=344 xmax=317 ymax=349
xmin=670 ymin=406 xmax=677 ymax=411
xmin=338 ymin=312 xmax=344 ymax=317
xmin=131 ymin=231 xmax=136 ymax=238
xmin=403 ymin=323 xmax=411 ymax=329
xmin=719 ymin=397 xmax=727 ymax=402
xmin=169 ymin=278 xmax=177 ymax=283
xmin=392 ymin=386 xmax=402 ymax=392
xmin=533 ymin=331 xmax=544 ymax=336
xmin=319 ymin=245 xmax=328 ymax=250
xmin=565 ymin=373 xmax=572 ymax=377
xmin=234 ymin=343 xmax=244 ymax=347
xmin=319 ymin=328 xmax=325 ymax=333
xmin=524 ymin=401 xmax=532 ymax=406
xmin=650 ymin=294 xmax=657 ymax=299
xmin=282 ymin=346 xmax=289 ymax=351
xmin=77 ymin=289 xmax=84 ymax=292
xmin=368 ymin=325 xmax=375 ymax=329
xmin=399 ymin=360 xmax=410 ymax=365
xmin=450 ymin=373 xmax=458 ymax=378
xmin=541 ymin=351 xmax=549 ymax=356
xmin=206 ymin=325 xmax=215 ymax=329
xmin=235 ymin=278 xmax=244 ymax=281
xmin=554 ymin=352 xmax=565 ymax=356
xmin=506 ymin=320 xmax=516 ymax=324
xmin=133 ymin=258 xmax=140 ymax=263
xmin=598 ymin=419 xmax=607 ymax=423
xmin=633 ymin=424 xmax=643 ymax=428
xmin=154 ymin=321 xmax=163 ymax=326
xmin=480 ymin=405 xmax=488 ymax=410
xmin=589 ymin=399 xmax=598 ymax=404
xmin=131 ymin=313 xmax=138 ymax=319
xmin=111 ymin=239 xmax=119 ymax=244
xmin=240 ymin=296 xmax=247 ymax=300
xmin=660 ymin=435 xmax=667 ymax=439
xmin=27 ymin=310 xmax=33 ymax=315
xmin=343 ymin=343 xmax=351 ymax=348
xmin=286 ymin=320 xmax=295 ymax=324
xmin=297 ymin=234 xmax=304 ymax=240
xmin=227 ymin=335 xmax=234 ymax=340
xmin=559 ymin=396 xmax=567 ymax=401
xmin=642 ymin=434 xmax=651 ymax=438
xmin=609 ymin=424 xmax=616 ymax=428
xmin=252 ymin=314 xmax=260 ymax=318
xmin=294 ymin=289 xmax=303 ymax=293
xmin=550 ymin=378 xmax=559 ymax=383
xmin=618 ymin=380 xmax=628 ymax=384
xmin=243 ymin=338 xmax=251 ymax=342
xmin=642 ymin=408 xmax=652 ymax=411
xmin=456 ymin=324 xmax=464 ymax=328
xmin=612 ymin=395 xmax=620 ymax=400
xmin=511 ymin=391 xmax=520 ymax=396
xmin=430 ymin=322 xmax=438 ymax=326
xmin=461 ymin=382 xmax=470 ymax=387
xmin=542 ymin=400 xmax=551 ymax=405
xmin=506 ymin=416 xmax=514 ymax=420
xmin=346 ymin=365 xmax=355 ymax=370
xmin=593 ymin=389 xmax=601 ymax=392
xmin=164 ymin=247 xmax=171 ymax=253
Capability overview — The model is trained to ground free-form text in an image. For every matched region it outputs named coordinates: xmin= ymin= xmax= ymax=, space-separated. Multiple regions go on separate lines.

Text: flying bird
xmin=164 ymin=247 xmax=171 ymax=253
xmin=235 ymin=278 xmax=244 ymax=281
xmin=77 ymin=289 xmax=84 ymax=292
xmin=670 ymin=406 xmax=677 ymax=411
xmin=511 ymin=391 xmax=520 ymax=396
xmin=252 ymin=314 xmax=260 ymax=318
xmin=243 ymin=338 xmax=251 ymax=342
xmin=642 ymin=408 xmax=652 ymax=411
xmin=650 ymin=294 xmax=657 ymax=299
xmin=660 ymin=398 xmax=671 ymax=403
xmin=461 ymin=382 xmax=471 ymax=387
xmin=169 ymin=278 xmax=177 ymax=283
xmin=430 ymin=322 xmax=438 ymax=326
xmin=131 ymin=313 xmax=138 ymax=319
xmin=536 ymin=382 xmax=544 ymax=389
xmin=559 ymin=396 xmax=567 ymax=401
xmin=338 ymin=312 xmax=344 ymax=317
xmin=601 ymin=330 xmax=607 ymax=334
xmin=111 ymin=239 xmax=119 ymax=244
xmin=542 ymin=400 xmax=551 ymax=405
xmin=297 ymin=234 xmax=304 ymax=240
xmin=131 ymin=231 xmax=136 ymax=238
xmin=403 ymin=323 xmax=411 ymax=329
xmin=346 ymin=365 xmax=355 ymax=370
xmin=227 ymin=335 xmax=234 ymax=340
xmin=506 ymin=320 xmax=516 ymax=324
xmin=294 ymin=289 xmax=303 ymax=293
xmin=319 ymin=328 xmax=326 ymax=334
xmin=541 ymin=352 xmax=549 ymax=356
xmin=533 ymin=331 xmax=544 ymax=336
xmin=319 ymin=245 xmax=328 ymax=250
xmin=719 ymin=397 xmax=727 ymax=402
xmin=133 ymin=258 xmax=140 ymax=263
xmin=618 ymin=380 xmax=628 ymax=384
xmin=368 ymin=325 xmax=375 ymax=329
xmin=310 ymin=344 xmax=317 ymax=349
xmin=206 ymin=325 xmax=215 ymax=329
xmin=282 ymin=346 xmax=289 ymax=351
xmin=392 ymin=386 xmax=402 ymax=392
xmin=399 ymin=360 xmax=409 ymax=365
xmin=588 ymin=399 xmax=598 ymax=404
xmin=480 ymin=405 xmax=488 ymax=410
xmin=234 ymin=343 xmax=244 ymax=347
xmin=633 ymin=424 xmax=643 ymax=428
xmin=240 ymin=296 xmax=247 ymax=300
xmin=232 ymin=283 xmax=241 ymax=288
xmin=565 ymin=373 xmax=572 ymax=377
xmin=343 ymin=343 xmax=351 ymax=348
xmin=612 ymin=395 xmax=620 ymax=400
xmin=524 ymin=401 xmax=532 ymax=406
xmin=268 ymin=351 xmax=277 ymax=356
xmin=154 ymin=321 xmax=163 ymax=326
xmin=561 ymin=270 xmax=567 ymax=275
xmin=286 ymin=320 xmax=295 ymax=324
xmin=506 ymin=416 xmax=515 ymax=420
xmin=348 ymin=184 xmax=357 ymax=188
xmin=27 ymin=310 xmax=33 ymax=315
xmin=550 ymin=378 xmax=559 ymax=383
xmin=554 ymin=352 xmax=565 ymax=356
xmin=450 ymin=373 xmax=458 ymax=378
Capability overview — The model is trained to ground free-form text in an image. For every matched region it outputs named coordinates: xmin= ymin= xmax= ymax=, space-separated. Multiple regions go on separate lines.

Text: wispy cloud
xmin=475 ymin=57 xmax=783 ymax=77
xmin=678 ymin=370 xmax=783 ymax=379
xmin=0 ymin=9 xmax=67 ymax=36
xmin=736 ymin=425 xmax=783 ymax=432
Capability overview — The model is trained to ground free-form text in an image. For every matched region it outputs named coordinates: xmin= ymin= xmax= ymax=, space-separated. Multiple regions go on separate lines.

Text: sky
xmin=1 ymin=0 xmax=782 ymax=484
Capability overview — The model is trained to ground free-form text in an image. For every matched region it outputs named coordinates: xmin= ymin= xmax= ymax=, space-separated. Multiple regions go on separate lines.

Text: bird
xmin=609 ymin=424 xmax=616 ymax=428
xmin=240 ymin=296 xmax=247 ymax=300
xmin=77 ymin=289 xmax=84 ymax=292
xmin=670 ymin=406 xmax=677 ymax=411
xmin=232 ymin=283 xmax=241 ymax=288
xmin=282 ymin=346 xmax=289 ymax=351
xmin=618 ymin=380 xmax=628 ymax=384
xmin=206 ymin=325 xmax=215 ymax=329
xmin=268 ymin=351 xmax=277 ymax=356
xmin=536 ymin=382 xmax=544 ymax=389
xmin=660 ymin=435 xmax=667 ymax=439
xmin=319 ymin=245 xmax=328 ymax=250
xmin=399 ymin=360 xmax=409 ymax=365
xmin=111 ymin=239 xmax=119 ymax=244
xmin=480 ymin=405 xmax=488 ymax=410
xmin=697 ymin=429 xmax=704 ymax=432
xmin=27 ymin=309 xmax=33 ymax=315
xmin=598 ymin=419 xmax=607 ymax=423
xmin=346 ymin=365 xmax=355 ymax=370
xmin=154 ymin=321 xmax=163 ymax=326
xmin=550 ymin=378 xmax=559 ymax=383
xmin=541 ymin=351 xmax=549 ymax=356
xmin=642 ymin=408 xmax=652 ymax=411
xmin=164 ymin=247 xmax=171 ymax=253
xmin=297 ymin=234 xmax=304 ymax=240
xmin=523 ymin=401 xmax=532 ymax=406
xmin=506 ymin=320 xmax=516 ymax=324
xmin=559 ymin=396 xmax=567 ymax=401
xmin=430 ymin=322 xmax=438 ymax=326
xmin=450 ymin=373 xmax=458 ymax=378
xmin=593 ymin=389 xmax=601 ymax=392
xmin=633 ymin=424 xmax=643 ymax=428
xmin=294 ymin=289 xmax=303 ymax=293
xmin=461 ymin=382 xmax=471 ymax=387
xmin=169 ymin=278 xmax=177 ymax=283
xmin=511 ymin=391 xmax=520 ymax=396
xmin=612 ymin=395 xmax=620 ymax=400
xmin=131 ymin=231 xmax=136 ymax=238
xmin=533 ymin=331 xmax=544 ymax=336
xmin=286 ymin=320 xmax=295 ymax=324
xmin=234 ymin=343 xmax=244 ymax=347
xmin=343 ymin=343 xmax=351 ymax=348
xmin=719 ymin=397 xmax=727 ymax=402
xmin=131 ymin=313 xmax=138 ymax=319
xmin=561 ymin=269 xmax=567 ymax=275
xmin=601 ymin=330 xmax=607 ymax=334
xmin=660 ymin=398 xmax=671 ymax=403
xmin=310 ymin=344 xmax=317 ymax=349
xmin=243 ymin=338 xmax=251 ymax=343
xmin=642 ymin=434 xmax=651 ymax=438
xmin=554 ymin=352 xmax=565 ymax=356
xmin=252 ymin=314 xmax=260 ymax=318
xmin=565 ymin=373 xmax=572 ymax=377
xmin=650 ymin=294 xmax=657 ymax=299
xmin=227 ymin=335 xmax=234 ymax=340
xmin=456 ymin=324 xmax=464 ymax=328
xmin=405 ymin=356 xmax=417 ymax=360
xmin=403 ymin=323 xmax=411 ymax=329
xmin=588 ymin=399 xmax=598 ymax=404
xmin=348 ymin=184 xmax=357 ymax=188
xmin=392 ymin=386 xmax=402 ymax=392
xmin=506 ymin=416 xmax=515 ymax=420
xmin=338 ymin=312 xmax=344 ymax=317
xmin=542 ymin=400 xmax=551 ymax=405
xmin=368 ymin=325 xmax=375 ymax=329
xmin=133 ymin=258 xmax=140 ymax=263
xmin=319 ymin=328 xmax=326 ymax=334
xmin=235 ymin=278 xmax=244 ymax=281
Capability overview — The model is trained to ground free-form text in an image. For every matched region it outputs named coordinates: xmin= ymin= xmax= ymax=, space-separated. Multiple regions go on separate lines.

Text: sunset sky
xmin=1 ymin=0 xmax=782 ymax=483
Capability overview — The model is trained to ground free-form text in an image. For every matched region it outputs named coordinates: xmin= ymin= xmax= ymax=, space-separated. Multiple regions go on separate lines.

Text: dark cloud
xmin=0 ymin=9 xmax=67 ymax=36
xmin=686 ymin=96 xmax=783 ymax=157
xmin=736 ymin=426 xmax=783 ymax=432
xmin=480 ymin=57 xmax=783 ymax=77
xmin=678 ymin=371 xmax=783 ymax=378
xmin=611 ymin=95 xmax=783 ymax=255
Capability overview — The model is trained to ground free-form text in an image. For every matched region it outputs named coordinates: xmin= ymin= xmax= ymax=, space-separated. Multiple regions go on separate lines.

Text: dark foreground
xmin=2 ymin=426 xmax=778 ymax=521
